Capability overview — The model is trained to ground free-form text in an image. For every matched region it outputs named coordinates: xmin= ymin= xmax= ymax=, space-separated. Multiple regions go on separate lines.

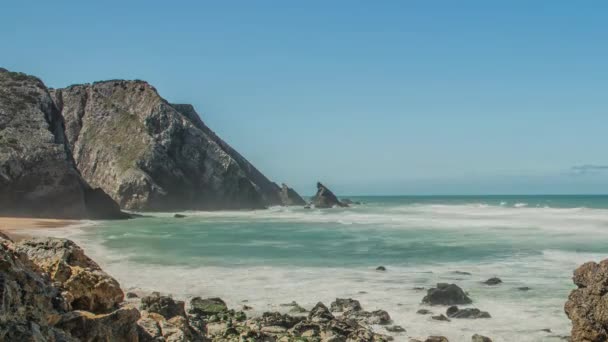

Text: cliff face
xmin=52 ymin=81 xmax=293 ymax=211
xmin=0 ymin=68 xmax=125 ymax=219
xmin=565 ymin=259 xmax=608 ymax=342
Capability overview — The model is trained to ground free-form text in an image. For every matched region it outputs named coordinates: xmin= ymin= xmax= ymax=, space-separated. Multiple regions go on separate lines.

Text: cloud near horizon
xmin=570 ymin=164 xmax=608 ymax=175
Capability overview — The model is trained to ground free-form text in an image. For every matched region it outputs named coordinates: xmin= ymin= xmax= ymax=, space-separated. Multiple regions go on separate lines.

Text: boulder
xmin=422 ymin=283 xmax=472 ymax=306
xmin=173 ymin=214 xmax=186 ymax=218
xmin=330 ymin=298 xmax=362 ymax=312
xmin=0 ymin=237 xmax=71 ymax=341
xmin=140 ymin=292 xmax=186 ymax=319
xmin=446 ymin=306 xmax=491 ymax=319
xmin=472 ymin=334 xmax=493 ymax=342
xmin=376 ymin=266 xmax=387 ymax=271
xmin=310 ymin=182 xmax=348 ymax=208
xmin=426 ymin=337 xmax=449 ymax=342
xmin=417 ymin=309 xmax=432 ymax=315
xmin=344 ymin=309 xmax=392 ymax=325
xmin=565 ymin=259 xmax=608 ymax=342
xmin=188 ymin=297 xmax=228 ymax=316
xmin=56 ymin=307 xmax=140 ymax=342
xmin=308 ymin=302 xmax=334 ymax=323
xmin=483 ymin=277 xmax=502 ymax=286
xmin=15 ymin=237 xmax=124 ymax=313
xmin=517 ymin=286 xmax=531 ymax=291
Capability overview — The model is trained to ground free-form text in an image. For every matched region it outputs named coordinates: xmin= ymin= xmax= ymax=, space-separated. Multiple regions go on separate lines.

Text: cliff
xmin=0 ymin=68 xmax=126 ymax=219
xmin=51 ymin=81 xmax=299 ymax=211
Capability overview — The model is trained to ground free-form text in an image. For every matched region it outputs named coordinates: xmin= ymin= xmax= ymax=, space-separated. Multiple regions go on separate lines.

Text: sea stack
xmin=278 ymin=183 xmax=306 ymax=206
xmin=51 ymin=80 xmax=302 ymax=211
xmin=0 ymin=68 xmax=126 ymax=219
xmin=310 ymin=182 xmax=348 ymax=208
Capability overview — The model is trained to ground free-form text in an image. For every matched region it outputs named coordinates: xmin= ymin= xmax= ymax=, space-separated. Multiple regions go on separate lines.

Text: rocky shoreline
xmin=0 ymin=232 xmax=507 ymax=342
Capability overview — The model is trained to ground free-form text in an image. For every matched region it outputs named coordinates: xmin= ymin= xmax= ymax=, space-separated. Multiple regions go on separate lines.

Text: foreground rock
xmin=15 ymin=237 xmax=124 ymax=313
xmin=565 ymin=259 xmax=608 ymax=341
xmin=0 ymin=68 xmax=126 ymax=219
xmin=310 ymin=182 xmax=348 ymax=208
xmin=52 ymin=80 xmax=302 ymax=211
xmin=446 ymin=306 xmax=491 ymax=319
xmin=422 ymin=283 xmax=473 ymax=305
xmin=0 ymin=232 xmax=398 ymax=342
xmin=472 ymin=334 xmax=493 ymax=342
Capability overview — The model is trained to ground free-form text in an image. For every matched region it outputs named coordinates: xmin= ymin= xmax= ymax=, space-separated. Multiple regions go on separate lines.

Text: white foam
xmin=25 ymin=202 xmax=608 ymax=341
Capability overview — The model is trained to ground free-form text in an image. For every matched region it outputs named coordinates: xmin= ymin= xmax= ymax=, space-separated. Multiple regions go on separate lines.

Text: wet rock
xmin=431 ymin=314 xmax=451 ymax=322
xmin=345 ymin=309 xmax=392 ymax=325
xmin=472 ymin=334 xmax=493 ymax=342
xmin=483 ymin=277 xmax=502 ymax=286
xmin=446 ymin=306 xmax=491 ymax=319
xmin=242 ymin=305 xmax=253 ymax=311
xmin=426 ymin=336 xmax=449 ymax=342
xmin=376 ymin=266 xmax=387 ymax=271
xmin=517 ymin=286 xmax=531 ymax=291
xmin=565 ymin=259 xmax=608 ymax=342
xmin=308 ymin=302 xmax=334 ymax=323
xmin=422 ymin=283 xmax=472 ymax=306
xmin=310 ymin=182 xmax=348 ymax=208
xmin=188 ymin=297 xmax=227 ymax=316
xmin=140 ymin=292 xmax=186 ymax=319
xmin=256 ymin=312 xmax=304 ymax=328
xmin=15 ymin=237 xmax=124 ymax=313
xmin=541 ymin=328 xmax=552 ymax=333
xmin=330 ymin=298 xmax=362 ymax=312
xmin=386 ymin=325 xmax=406 ymax=332
xmin=417 ymin=309 xmax=432 ymax=315
xmin=452 ymin=271 xmax=472 ymax=276
xmin=413 ymin=287 xmax=426 ymax=291
xmin=126 ymin=292 xmax=139 ymax=299
xmin=173 ymin=214 xmax=186 ymax=218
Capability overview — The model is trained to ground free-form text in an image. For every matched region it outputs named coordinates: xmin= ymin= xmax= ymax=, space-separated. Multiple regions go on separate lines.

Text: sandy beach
xmin=0 ymin=217 xmax=79 ymax=239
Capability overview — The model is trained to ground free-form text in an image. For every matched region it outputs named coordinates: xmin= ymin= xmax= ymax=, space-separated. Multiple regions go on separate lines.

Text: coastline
xmin=0 ymin=216 xmax=82 ymax=240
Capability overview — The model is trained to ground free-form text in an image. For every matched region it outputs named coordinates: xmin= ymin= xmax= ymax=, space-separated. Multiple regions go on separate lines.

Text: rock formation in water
xmin=565 ymin=259 xmax=608 ymax=342
xmin=51 ymin=81 xmax=302 ymax=211
xmin=422 ymin=283 xmax=473 ymax=306
xmin=278 ymin=183 xmax=306 ymax=206
xmin=0 ymin=68 xmax=127 ymax=219
xmin=310 ymin=182 xmax=348 ymax=208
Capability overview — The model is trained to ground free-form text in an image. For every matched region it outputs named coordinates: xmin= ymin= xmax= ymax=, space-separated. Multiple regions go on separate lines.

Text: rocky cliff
xmin=51 ymin=81 xmax=299 ymax=211
xmin=310 ymin=182 xmax=348 ymax=208
xmin=0 ymin=68 xmax=126 ymax=219
xmin=565 ymin=259 xmax=608 ymax=341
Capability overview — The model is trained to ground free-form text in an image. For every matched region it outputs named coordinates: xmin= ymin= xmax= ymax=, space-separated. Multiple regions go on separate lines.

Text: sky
xmin=2 ymin=1 xmax=607 ymax=195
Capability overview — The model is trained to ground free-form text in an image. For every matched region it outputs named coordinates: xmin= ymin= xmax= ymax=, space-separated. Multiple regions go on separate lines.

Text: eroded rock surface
xmin=422 ymin=283 xmax=473 ymax=306
xmin=310 ymin=182 xmax=348 ymax=208
xmin=0 ymin=68 xmax=125 ymax=219
xmin=565 ymin=259 xmax=608 ymax=342
xmin=52 ymin=81 xmax=302 ymax=211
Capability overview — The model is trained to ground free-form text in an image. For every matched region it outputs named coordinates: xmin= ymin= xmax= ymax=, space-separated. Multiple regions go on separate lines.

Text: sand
xmin=0 ymin=217 xmax=79 ymax=240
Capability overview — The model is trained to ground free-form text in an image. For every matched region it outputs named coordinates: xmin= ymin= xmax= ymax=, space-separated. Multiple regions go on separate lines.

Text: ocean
xmin=39 ymin=195 xmax=608 ymax=341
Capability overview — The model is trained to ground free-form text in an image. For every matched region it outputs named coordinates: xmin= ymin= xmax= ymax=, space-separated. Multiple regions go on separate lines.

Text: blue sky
xmin=2 ymin=1 xmax=607 ymax=195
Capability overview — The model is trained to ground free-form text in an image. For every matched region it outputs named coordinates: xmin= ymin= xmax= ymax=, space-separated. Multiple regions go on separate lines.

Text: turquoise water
xmin=45 ymin=195 xmax=608 ymax=342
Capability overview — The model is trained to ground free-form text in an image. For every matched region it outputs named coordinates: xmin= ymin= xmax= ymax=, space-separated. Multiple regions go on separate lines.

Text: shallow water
xmin=39 ymin=195 xmax=608 ymax=341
